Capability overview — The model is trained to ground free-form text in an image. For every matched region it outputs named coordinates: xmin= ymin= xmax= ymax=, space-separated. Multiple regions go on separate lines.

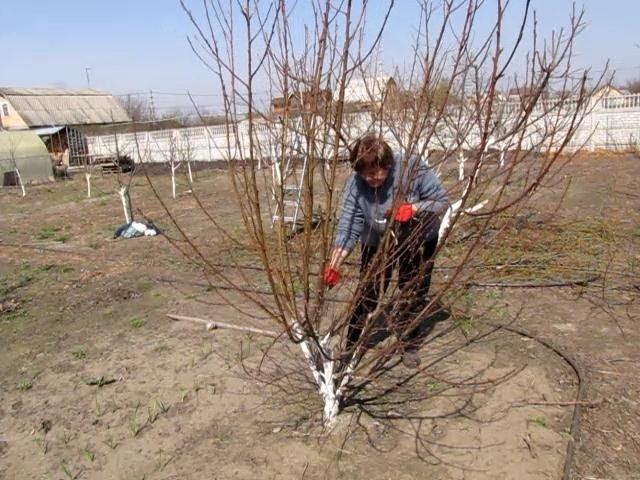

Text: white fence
xmin=86 ymin=94 xmax=640 ymax=164
xmin=86 ymin=123 xmax=273 ymax=164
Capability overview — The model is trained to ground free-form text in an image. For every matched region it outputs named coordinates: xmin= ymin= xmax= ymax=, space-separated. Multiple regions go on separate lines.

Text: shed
xmin=334 ymin=75 xmax=396 ymax=104
xmin=336 ymin=76 xmax=398 ymax=111
xmin=0 ymin=130 xmax=54 ymax=186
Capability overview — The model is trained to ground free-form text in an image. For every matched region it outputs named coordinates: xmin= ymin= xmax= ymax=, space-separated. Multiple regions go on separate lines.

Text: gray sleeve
xmin=334 ymin=175 xmax=364 ymax=252
xmin=413 ymin=160 xmax=449 ymax=215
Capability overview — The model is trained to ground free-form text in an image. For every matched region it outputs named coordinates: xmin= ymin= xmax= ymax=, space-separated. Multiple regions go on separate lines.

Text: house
xmin=592 ymin=84 xmax=625 ymax=99
xmin=0 ymin=98 xmax=28 ymax=130
xmin=271 ymin=89 xmax=333 ymax=117
xmin=593 ymin=84 xmax=639 ymax=109
xmin=384 ymin=80 xmax=457 ymax=113
xmin=270 ymin=77 xmax=399 ymax=116
xmin=0 ymin=87 xmax=130 ymax=128
xmin=271 ymin=96 xmax=287 ymax=116
xmin=0 ymin=87 xmax=131 ymax=167
xmin=505 ymin=86 xmax=552 ymax=103
xmin=337 ymin=75 xmax=399 ymax=111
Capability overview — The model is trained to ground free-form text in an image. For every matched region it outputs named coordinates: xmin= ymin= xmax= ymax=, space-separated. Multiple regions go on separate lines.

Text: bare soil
xmin=0 ymin=154 xmax=638 ymax=479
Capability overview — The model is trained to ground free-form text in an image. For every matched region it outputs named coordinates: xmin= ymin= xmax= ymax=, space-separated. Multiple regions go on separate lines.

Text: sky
xmin=1 ymin=0 xmax=638 ymax=113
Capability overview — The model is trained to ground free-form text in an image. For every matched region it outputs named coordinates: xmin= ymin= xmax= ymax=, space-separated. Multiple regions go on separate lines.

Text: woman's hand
xmin=324 ymin=248 xmax=349 ymax=288
xmin=323 ymin=267 xmax=341 ymax=288
xmin=387 ymin=203 xmax=417 ymax=223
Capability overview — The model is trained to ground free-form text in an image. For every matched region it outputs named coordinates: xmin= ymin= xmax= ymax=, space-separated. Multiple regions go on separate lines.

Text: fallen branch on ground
xmin=465 ymin=275 xmax=600 ymax=288
xmin=167 ymin=313 xmax=280 ymax=338
xmin=512 ymin=399 xmax=604 ymax=408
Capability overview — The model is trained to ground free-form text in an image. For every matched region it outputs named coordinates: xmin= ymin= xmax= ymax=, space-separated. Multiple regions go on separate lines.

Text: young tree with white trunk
xmin=169 ymin=0 xmax=600 ymax=428
xmin=4 ymin=138 xmax=27 ymax=197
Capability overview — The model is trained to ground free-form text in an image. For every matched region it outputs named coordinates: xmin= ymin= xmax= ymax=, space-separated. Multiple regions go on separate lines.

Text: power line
xmin=113 ymin=90 xmax=272 ymax=98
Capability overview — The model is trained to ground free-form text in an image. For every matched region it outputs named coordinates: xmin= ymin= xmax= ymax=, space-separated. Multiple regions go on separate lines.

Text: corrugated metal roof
xmin=0 ymin=87 xmax=131 ymax=127
xmin=31 ymin=126 xmax=65 ymax=136
xmin=0 ymin=87 xmax=105 ymax=96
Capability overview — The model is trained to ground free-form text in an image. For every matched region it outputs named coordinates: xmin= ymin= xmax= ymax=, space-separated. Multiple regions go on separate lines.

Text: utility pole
xmin=85 ymin=67 xmax=93 ymax=88
xmin=148 ymin=90 xmax=157 ymax=121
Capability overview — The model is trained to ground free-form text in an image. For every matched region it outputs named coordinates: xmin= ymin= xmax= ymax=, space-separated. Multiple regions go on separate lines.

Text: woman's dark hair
xmin=349 ymin=134 xmax=394 ymax=173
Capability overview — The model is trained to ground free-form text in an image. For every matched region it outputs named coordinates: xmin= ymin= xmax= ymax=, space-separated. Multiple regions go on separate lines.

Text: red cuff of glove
xmin=323 ymin=267 xmax=340 ymax=288
xmin=394 ymin=203 xmax=415 ymax=223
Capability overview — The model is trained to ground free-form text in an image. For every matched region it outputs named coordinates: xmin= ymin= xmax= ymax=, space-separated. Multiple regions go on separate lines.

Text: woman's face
xmin=359 ymin=165 xmax=390 ymax=188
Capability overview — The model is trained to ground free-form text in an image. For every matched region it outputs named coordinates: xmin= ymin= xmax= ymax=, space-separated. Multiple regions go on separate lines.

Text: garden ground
xmin=0 ymin=154 xmax=638 ymax=479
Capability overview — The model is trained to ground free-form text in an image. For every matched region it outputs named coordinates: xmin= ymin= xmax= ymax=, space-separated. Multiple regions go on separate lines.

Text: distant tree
xmin=197 ymin=114 xmax=230 ymax=126
xmin=119 ymin=95 xmax=151 ymax=122
xmin=624 ymin=77 xmax=640 ymax=94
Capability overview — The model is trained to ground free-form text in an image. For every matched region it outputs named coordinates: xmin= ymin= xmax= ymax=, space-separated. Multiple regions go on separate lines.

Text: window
xmin=1 ymin=104 xmax=8 ymax=117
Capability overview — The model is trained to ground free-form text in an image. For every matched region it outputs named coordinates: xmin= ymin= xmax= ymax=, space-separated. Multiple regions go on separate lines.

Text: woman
xmin=324 ymin=135 xmax=448 ymax=367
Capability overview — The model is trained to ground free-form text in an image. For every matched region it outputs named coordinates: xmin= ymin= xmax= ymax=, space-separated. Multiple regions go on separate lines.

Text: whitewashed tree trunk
xmin=171 ymin=161 xmax=180 ymax=199
xmin=85 ymin=171 xmax=92 ymax=198
xmin=14 ymin=168 xmax=26 ymax=197
xmin=272 ymin=159 xmax=282 ymax=187
xmin=499 ymin=148 xmax=506 ymax=168
xmin=118 ymin=186 xmax=132 ymax=223
xmin=458 ymin=150 xmax=466 ymax=181
xmin=440 ymin=179 xmax=489 ymax=242
xmin=293 ymin=325 xmax=358 ymax=427
xmin=186 ymin=160 xmax=194 ymax=184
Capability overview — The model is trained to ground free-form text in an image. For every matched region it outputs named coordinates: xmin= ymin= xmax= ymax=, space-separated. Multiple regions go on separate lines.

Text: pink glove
xmin=323 ymin=267 xmax=341 ymax=288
